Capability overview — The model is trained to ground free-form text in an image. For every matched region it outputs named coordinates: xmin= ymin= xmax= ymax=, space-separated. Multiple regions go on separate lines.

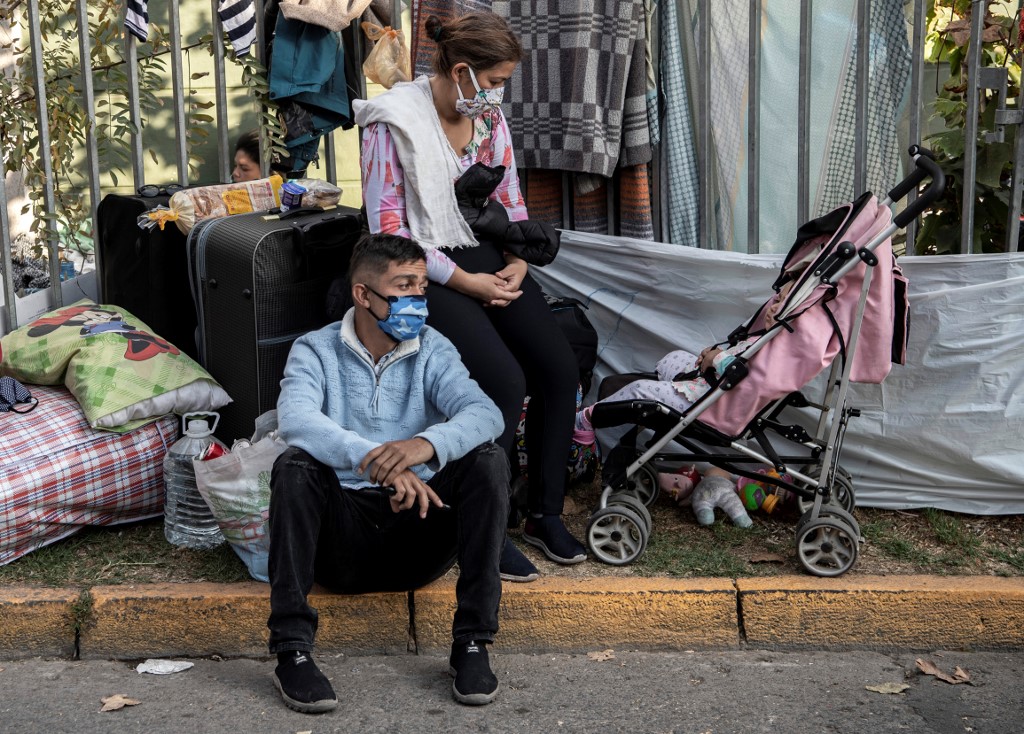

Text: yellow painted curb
xmin=414 ymin=577 xmax=738 ymax=653
xmin=79 ymin=582 xmax=409 ymax=659
xmin=0 ymin=586 xmax=80 ymax=659
xmin=737 ymin=575 xmax=1024 ymax=649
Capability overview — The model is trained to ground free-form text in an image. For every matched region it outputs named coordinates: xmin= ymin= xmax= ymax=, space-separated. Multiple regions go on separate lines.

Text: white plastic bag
xmin=361 ymin=22 xmax=411 ymax=89
xmin=193 ymin=426 xmax=287 ymax=582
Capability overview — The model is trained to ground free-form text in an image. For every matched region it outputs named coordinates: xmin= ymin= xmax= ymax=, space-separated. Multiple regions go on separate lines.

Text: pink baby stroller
xmin=586 ymin=147 xmax=944 ymax=577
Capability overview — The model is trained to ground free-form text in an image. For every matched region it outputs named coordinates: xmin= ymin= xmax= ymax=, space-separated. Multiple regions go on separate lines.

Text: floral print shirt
xmin=361 ymin=107 xmax=528 ymax=284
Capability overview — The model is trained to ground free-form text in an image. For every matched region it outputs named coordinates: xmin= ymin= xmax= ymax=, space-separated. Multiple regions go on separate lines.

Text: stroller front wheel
xmin=797 ymin=464 xmax=856 ymax=514
xmin=795 ymin=516 xmax=859 ymax=577
xmin=587 ymin=505 xmax=649 ymax=565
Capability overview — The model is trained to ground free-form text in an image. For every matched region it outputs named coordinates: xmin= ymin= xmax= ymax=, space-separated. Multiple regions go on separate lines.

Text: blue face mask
xmin=364 ymin=286 xmax=429 ymax=341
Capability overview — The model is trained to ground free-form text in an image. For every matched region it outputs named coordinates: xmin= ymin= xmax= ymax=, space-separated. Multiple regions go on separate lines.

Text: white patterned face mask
xmin=454 ymin=67 xmax=504 ymax=119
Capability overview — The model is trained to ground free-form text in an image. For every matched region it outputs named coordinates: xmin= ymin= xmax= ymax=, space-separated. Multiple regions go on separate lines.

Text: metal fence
xmin=1 ymin=0 xmax=1022 ymax=334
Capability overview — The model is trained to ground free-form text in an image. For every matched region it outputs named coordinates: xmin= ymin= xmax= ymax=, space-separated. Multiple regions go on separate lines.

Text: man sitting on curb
xmin=267 ymin=233 xmax=509 ymax=713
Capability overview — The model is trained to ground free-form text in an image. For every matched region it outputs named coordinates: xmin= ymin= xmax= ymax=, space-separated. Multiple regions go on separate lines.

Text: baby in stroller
xmin=572 ymin=278 xmax=797 ymax=447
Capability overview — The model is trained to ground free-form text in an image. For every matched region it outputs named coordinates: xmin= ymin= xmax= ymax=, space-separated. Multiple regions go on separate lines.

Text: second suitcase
xmin=188 ymin=206 xmax=362 ymax=442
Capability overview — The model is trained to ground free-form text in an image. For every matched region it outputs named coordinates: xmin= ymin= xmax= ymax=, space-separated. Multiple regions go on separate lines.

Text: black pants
xmin=427 ymin=244 xmax=579 ymax=516
xmin=266 ymin=444 xmax=510 ymax=653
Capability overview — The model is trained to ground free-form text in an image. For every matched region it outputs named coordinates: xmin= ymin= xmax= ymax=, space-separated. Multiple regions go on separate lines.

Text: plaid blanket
xmin=0 ymin=385 xmax=176 ymax=566
xmin=493 ymin=0 xmax=652 ymax=177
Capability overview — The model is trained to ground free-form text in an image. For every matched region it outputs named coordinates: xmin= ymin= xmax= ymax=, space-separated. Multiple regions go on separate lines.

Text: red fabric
xmin=0 ymin=385 xmax=176 ymax=565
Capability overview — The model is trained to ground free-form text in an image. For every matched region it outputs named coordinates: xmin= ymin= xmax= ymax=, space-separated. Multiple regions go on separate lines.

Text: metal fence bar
xmin=853 ymin=0 xmax=869 ymax=196
xmin=561 ymin=171 xmax=574 ymax=230
xmin=391 ymin=0 xmax=402 ymax=29
xmin=75 ymin=0 xmax=102 ymax=284
xmin=747 ymin=0 xmax=760 ymax=253
xmin=325 ymin=133 xmax=338 ymax=184
xmin=1 ymin=172 xmax=16 ymax=332
xmin=26 ymin=0 xmax=62 ymax=305
xmin=698 ymin=0 xmax=711 ymax=248
xmin=124 ymin=35 xmax=146 ymax=189
xmin=905 ymin=0 xmax=926 ymax=249
xmin=797 ymin=0 xmax=812 ymax=226
xmin=961 ymin=0 xmax=985 ymax=255
xmin=210 ymin=0 xmax=232 ymax=183
xmin=168 ymin=0 xmax=189 ymax=184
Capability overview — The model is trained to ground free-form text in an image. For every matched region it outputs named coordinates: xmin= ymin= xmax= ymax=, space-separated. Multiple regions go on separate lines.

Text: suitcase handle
xmin=275 ymin=206 xmax=326 ymax=220
xmin=291 ymin=214 xmax=362 ymax=252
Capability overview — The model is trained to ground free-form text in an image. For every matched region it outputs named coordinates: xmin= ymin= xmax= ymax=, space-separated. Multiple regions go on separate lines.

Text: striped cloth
xmin=125 ymin=0 xmax=149 ymax=41
xmin=658 ymin=0 xmax=700 ymax=246
xmin=218 ymin=0 xmax=258 ymax=58
xmin=0 ymin=385 xmax=176 ymax=566
xmin=125 ymin=0 xmax=255 ymax=57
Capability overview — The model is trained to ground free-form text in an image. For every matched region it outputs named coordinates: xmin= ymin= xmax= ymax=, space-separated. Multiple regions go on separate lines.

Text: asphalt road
xmin=0 ymin=649 xmax=1021 ymax=733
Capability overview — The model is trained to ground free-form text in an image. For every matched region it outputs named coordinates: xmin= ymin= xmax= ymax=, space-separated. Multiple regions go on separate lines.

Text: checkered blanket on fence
xmin=493 ymin=0 xmax=651 ymax=177
xmin=0 ymin=385 xmax=176 ymax=566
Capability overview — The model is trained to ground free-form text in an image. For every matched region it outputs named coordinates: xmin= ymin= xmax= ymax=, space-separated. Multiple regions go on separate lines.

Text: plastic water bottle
xmin=163 ymin=413 xmax=227 ymax=549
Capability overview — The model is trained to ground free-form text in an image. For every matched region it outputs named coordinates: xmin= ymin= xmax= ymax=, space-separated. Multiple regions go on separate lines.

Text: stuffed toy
xmin=659 ymin=466 xmax=753 ymax=528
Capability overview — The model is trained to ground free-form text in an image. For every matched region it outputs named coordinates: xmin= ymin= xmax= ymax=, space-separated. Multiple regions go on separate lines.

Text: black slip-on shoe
xmin=449 ymin=640 xmax=498 ymax=705
xmin=273 ymin=650 xmax=338 ymax=714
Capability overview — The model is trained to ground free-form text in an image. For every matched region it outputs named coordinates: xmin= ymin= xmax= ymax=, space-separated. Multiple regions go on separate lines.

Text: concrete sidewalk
xmin=4 ymin=575 xmax=1023 ymax=660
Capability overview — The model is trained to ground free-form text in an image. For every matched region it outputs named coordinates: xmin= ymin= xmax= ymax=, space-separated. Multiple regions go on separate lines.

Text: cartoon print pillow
xmin=0 ymin=301 xmax=231 ymax=432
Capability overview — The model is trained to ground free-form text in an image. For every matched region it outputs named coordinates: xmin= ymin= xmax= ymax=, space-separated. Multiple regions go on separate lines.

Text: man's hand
xmin=359 ymin=437 xmax=435 ymax=487
xmin=388 ymin=469 xmax=445 ymax=518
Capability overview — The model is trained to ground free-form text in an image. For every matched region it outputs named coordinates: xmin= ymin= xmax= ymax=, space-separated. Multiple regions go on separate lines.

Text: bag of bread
xmin=143 ymin=176 xmax=284 ymax=234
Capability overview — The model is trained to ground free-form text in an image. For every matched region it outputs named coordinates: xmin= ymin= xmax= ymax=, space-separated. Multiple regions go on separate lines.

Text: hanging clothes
xmin=267 ymin=12 xmax=353 ymax=170
xmin=125 ymin=0 xmax=256 ymax=57
xmin=658 ymin=0 xmax=700 ymax=247
xmin=217 ymin=0 xmax=258 ymax=57
xmin=816 ymin=0 xmax=911 ymax=214
xmin=492 ymin=0 xmax=651 ymax=179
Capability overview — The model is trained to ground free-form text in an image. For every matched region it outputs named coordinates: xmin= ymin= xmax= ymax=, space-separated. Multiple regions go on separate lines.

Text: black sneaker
xmin=449 ymin=640 xmax=498 ymax=705
xmin=523 ymin=515 xmax=587 ymax=565
xmin=273 ymin=650 xmax=338 ymax=714
xmin=500 ymin=538 xmax=539 ymax=582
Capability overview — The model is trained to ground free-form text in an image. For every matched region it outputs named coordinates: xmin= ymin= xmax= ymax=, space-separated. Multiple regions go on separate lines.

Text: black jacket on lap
xmin=454 ymin=163 xmax=560 ymax=266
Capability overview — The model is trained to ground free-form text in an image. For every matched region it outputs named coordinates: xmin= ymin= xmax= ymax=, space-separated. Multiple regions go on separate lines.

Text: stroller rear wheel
xmin=607 ymin=492 xmax=653 ymax=534
xmin=795 ymin=516 xmax=859 ymax=577
xmin=587 ymin=505 xmax=649 ymax=565
xmin=797 ymin=464 xmax=856 ymax=514
xmin=613 ymin=463 xmax=660 ymax=507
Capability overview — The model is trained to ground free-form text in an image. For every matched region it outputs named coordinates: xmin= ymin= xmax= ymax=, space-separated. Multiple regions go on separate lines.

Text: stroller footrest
xmin=590 ymin=399 xmax=684 ymax=432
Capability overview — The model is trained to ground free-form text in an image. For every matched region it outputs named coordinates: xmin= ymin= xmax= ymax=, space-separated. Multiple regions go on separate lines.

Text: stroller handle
xmin=891 ymin=147 xmax=946 ymax=229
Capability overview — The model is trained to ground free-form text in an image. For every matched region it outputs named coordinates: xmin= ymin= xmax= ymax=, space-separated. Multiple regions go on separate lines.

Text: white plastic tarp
xmin=532 ymin=231 xmax=1024 ymax=515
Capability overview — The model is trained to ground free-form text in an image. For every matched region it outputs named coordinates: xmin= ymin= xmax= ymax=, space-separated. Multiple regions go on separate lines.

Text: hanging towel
xmin=494 ymin=0 xmax=651 ymax=178
xmin=218 ymin=0 xmax=258 ymax=57
xmin=352 ymin=75 xmax=477 ymax=251
xmin=279 ymin=0 xmax=374 ymax=32
xmin=125 ymin=0 xmax=149 ymax=41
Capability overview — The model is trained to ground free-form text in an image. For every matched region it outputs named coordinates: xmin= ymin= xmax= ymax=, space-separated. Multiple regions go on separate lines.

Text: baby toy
xmin=736 ymin=468 xmax=794 ymax=514
xmin=659 ymin=466 xmax=753 ymax=528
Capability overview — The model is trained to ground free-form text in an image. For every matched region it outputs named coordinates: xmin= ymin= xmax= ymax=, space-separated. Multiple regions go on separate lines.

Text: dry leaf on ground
xmin=587 ymin=649 xmax=616 ymax=662
xmin=865 ymin=682 xmax=911 ymax=694
xmin=100 ymin=694 xmax=141 ymax=711
xmin=916 ymin=658 xmax=971 ymax=685
xmin=749 ymin=552 xmax=787 ymax=564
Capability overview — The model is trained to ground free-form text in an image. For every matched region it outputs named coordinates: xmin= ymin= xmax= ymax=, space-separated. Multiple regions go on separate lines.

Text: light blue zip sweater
xmin=277 ymin=309 xmax=503 ymax=488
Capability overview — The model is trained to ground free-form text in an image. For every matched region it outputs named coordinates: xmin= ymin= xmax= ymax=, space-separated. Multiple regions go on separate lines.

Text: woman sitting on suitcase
xmin=354 ymin=11 xmax=584 ymax=580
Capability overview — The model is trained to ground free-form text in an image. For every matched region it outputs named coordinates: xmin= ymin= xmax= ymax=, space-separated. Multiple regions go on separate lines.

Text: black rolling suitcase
xmin=95 ymin=193 xmax=200 ymax=360
xmin=188 ymin=206 xmax=362 ymax=442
